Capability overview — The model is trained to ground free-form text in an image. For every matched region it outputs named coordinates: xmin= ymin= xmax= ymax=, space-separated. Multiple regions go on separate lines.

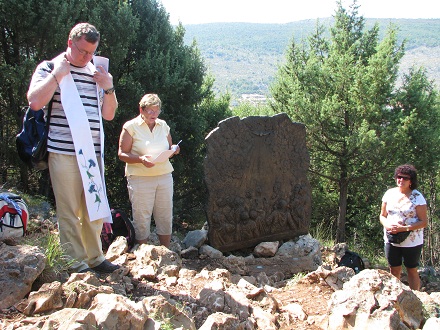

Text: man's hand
xmin=93 ymin=65 xmax=113 ymax=91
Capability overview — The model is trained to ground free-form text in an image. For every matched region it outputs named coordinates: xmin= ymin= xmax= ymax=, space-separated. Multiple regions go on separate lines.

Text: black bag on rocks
xmin=101 ymin=209 xmax=136 ymax=251
xmin=338 ymin=251 xmax=365 ymax=274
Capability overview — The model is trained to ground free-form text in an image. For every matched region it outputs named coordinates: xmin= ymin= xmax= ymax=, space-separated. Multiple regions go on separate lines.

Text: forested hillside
xmin=183 ymin=19 xmax=440 ymax=102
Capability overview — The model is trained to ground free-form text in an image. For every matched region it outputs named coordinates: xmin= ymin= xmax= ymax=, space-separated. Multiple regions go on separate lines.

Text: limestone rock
xmin=142 ymin=295 xmax=196 ymax=330
xmin=300 ymin=265 xmax=355 ymax=291
xmin=198 ymin=279 xmax=226 ymax=312
xmin=325 ymin=269 xmax=424 ymax=330
xmin=414 ymin=291 xmax=440 ymax=320
xmin=89 ymin=293 xmax=148 ymax=330
xmin=220 ymin=235 xmax=322 ymax=278
xmin=275 ymin=234 xmax=320 ymax=258
xmin=224 ymin=288 xmax=251 ymax=320
xmin=41 ymin=308 xmax=97 ymax=330
xmin=253 ymin=305 xmax=277 ymax=329
xmin=423 ymin=317 xmax=440 ymax=330
xmin=198 ymin=312 xmax=240 ymax=330
xmin=106 ymin=236 xmax=129 ymax=261
xmin=253 ymin=241 xmax=279 ymax=257
xmin=199 ymin=244 xmax=223 ymax=259
xmin=0 ymin=244 xmax=46 ymax=309
xmin=18 ymin=281 xmax=63 ymax=315
xmin=237 ymin=277 xmax=258 ymax=291
xmin=62 ymin=273 xmax=114 ymax=309
xmin=130 ymin=244 xmax=181 ymax=280
xmin=283 ymin=303 xmax=308 ymax=321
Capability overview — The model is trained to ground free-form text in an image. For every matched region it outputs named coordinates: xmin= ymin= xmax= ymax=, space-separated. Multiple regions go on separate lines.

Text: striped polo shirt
xmin=29 ymin=57 xmax=102 ymax=155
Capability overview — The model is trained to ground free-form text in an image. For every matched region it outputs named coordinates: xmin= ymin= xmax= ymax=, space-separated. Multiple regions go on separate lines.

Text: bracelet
xmin=50 ymin=72 xmax=59 ymax=87
xmin=406 ymin=226 xmax=410 ymax=231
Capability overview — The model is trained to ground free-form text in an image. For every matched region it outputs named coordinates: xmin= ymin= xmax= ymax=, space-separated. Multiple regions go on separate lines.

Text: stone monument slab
xmin=204 ymin=113 xmax=311 ymax=252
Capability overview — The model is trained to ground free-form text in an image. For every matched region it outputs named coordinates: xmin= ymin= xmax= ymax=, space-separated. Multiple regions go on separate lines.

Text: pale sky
xmin=160 ymin=0 xmax=439 ymax=25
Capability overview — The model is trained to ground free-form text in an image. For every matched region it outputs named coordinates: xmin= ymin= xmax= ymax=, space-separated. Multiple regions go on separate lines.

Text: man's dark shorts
xmin=385 ymin=243 xmax=423 ymax=268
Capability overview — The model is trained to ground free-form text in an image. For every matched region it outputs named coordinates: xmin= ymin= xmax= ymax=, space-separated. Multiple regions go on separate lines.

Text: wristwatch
xmin=104 ymin=87 xmax=115 ymax=94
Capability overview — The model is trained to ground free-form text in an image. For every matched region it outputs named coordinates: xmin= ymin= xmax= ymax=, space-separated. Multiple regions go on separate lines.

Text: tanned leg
xmin=158 ymin=234 xmax=171 ymax=248
xmin=390 ymin=265 xmax=402 ymax=280
xmin=406 ymin=267 xmax=421 ymax=290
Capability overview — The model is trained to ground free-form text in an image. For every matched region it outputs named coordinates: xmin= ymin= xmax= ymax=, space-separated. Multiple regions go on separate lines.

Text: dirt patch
xmin=273 ymin=281 xmax=333 ymax=329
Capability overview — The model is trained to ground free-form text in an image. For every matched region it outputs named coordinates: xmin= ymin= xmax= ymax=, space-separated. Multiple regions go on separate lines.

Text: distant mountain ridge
xmin=182 ymin=19 xmax=440 ymax=100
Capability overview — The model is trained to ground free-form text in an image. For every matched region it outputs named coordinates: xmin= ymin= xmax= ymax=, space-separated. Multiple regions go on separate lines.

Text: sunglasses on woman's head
xmin=396 ymin=175 xmax=410 ymax=181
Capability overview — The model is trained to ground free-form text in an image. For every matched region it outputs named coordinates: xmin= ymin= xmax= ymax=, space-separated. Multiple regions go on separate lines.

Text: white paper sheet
xmin=93 ymin=56 xmax=109 ymax=72
xmin=151 ymin=150 xmax=175 ymax=163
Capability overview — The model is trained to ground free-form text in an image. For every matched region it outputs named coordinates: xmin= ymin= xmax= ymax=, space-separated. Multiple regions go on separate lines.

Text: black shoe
xmin=78 ymin=268 xmax=96 ymax=274
xmin=91 ymin=260 xmax=120 ymax=273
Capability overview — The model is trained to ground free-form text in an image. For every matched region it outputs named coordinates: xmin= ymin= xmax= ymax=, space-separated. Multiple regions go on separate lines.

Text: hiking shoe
xmin=91 ymin=260 xmax=120 ymax=273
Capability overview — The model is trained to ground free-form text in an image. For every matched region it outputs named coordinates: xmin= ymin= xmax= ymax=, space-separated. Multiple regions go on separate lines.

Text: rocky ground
xmin=1 ymin=216 xmax=440 ymax=329
xmin=4 ymin=248 xmax=438 ymax=329
xmin=165 ymin=253 xmax=439 ymax=329
xmin=0 ymin=245 xmax=331 ymax=329
xmin=128 ymin=256 xmax=335 ymax=329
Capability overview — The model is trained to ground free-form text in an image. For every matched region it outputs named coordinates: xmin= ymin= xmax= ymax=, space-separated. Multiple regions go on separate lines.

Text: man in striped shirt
xmin=27 ymin=23 xmax=119 ymax=274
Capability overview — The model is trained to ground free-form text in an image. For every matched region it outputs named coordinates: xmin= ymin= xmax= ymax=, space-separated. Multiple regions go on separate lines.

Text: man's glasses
xmin=396 ymin=175 xmax=410 ymax=181
xmin=73 ymin=41 xmax=97 ymax=56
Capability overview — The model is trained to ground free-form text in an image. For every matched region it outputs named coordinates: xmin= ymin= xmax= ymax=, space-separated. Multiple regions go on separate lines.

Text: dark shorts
xmin=384 ymin=243 xmax=423 ymax=268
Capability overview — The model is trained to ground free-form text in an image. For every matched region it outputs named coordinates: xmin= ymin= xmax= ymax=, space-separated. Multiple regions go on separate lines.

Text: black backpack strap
xmin=45 ymin=61 xmax=55 ymax=130
xmin=46 ymin=98 xmax=53 ymax=127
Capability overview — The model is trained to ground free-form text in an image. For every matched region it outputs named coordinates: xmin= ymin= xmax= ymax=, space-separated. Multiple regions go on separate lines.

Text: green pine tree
xmin=270 ymin=1 xmax=408 ymax=242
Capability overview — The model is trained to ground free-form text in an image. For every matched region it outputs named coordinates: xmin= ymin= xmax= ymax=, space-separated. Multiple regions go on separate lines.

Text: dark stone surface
xmin=204 ymin=113 xmax=311 ymax=252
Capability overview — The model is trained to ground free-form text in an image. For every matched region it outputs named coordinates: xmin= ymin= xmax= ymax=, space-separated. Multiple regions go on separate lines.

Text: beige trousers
xmin=127 ymin=173 xmax=173 ymax=241
xmin=49 ymin=153 xmax=105 ymax=272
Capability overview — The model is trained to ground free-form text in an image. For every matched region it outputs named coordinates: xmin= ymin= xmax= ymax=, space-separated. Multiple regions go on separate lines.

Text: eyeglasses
xmin=143 ymin=108 xmax=161 ymax=115
xmin=396 ymin=175 xmax=411 ymax=181
xmin=72 ymin=41 xmax=97 ymax=56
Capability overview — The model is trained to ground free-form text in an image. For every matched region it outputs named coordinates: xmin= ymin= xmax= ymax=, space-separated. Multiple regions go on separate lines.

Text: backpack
xmin=16 ymin=103 xmax=53 ymax=170
xmin=0 ymin=193 xmax=29 ymax=239
xmin=16 ymin=61 xmax=54 ymax=170
xmin=101 ymin=209 xmax=135 ymax=251
xmin=337 ymin=250 xmax=365 ymax=274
